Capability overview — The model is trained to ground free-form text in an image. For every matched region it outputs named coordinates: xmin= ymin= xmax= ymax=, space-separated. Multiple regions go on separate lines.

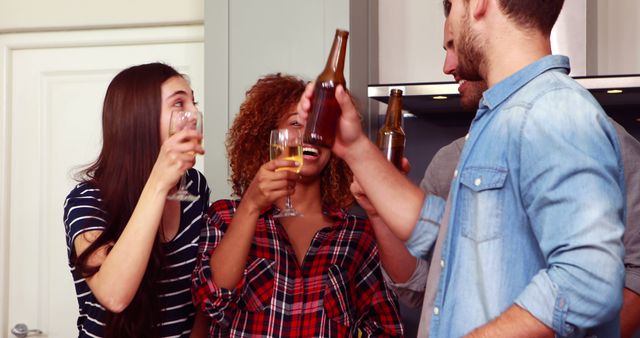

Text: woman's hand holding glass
xmin=243 ymin=128 xmax=302 ymax=217
xmin=166 ymin=111 xmax=204 ymax=201
xmin=150 ymin=112 xmax=204 ymax=198
xmin=242 ymin=158 xmax=300 ymax=215
xmin=269 ymin=128 xmax=303 ymax=217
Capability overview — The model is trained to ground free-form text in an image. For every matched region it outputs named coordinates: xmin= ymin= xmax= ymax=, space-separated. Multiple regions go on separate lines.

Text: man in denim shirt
xmin=375 ymin=12 xmax=640 ymax=338
xmin=298 ymin=0 xmax=625 ymax=336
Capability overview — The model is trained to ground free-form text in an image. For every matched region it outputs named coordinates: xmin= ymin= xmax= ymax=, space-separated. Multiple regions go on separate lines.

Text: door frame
xmin=0 ymin=24 xmax=203 ymax=336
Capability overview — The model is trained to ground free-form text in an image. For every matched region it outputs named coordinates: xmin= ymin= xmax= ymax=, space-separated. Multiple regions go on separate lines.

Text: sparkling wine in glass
xmin=167 ymin=110 xmax=203 ymax=201
xmin=269 ymin=128 xmax=303 ymax=218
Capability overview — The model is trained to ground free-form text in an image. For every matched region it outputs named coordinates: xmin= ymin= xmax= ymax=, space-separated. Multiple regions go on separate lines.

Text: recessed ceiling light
xmin=433 ymin=96 xmax=448 ymax=100
xmin=403 ymin=112 xmax=416 ymax=118
xmin=607 ymin=89 xmax=623 ymax=94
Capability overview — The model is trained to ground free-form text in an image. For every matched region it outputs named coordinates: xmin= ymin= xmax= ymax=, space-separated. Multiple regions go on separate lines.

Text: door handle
xmin=11 ymin=323 xmax=43 ymax=337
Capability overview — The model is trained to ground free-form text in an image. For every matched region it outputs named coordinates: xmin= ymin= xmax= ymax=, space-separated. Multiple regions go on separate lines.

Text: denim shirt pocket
xmin=323 ymin=265 xmax=355 ymax=328
xmin=459 ymin=166 xmax=508 ymax=242
xmin=237 ymin=258 xmax=275 ymax=312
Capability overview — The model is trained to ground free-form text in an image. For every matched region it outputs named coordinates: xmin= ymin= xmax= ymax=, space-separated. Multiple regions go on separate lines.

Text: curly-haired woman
xmin=191 ymin=73 xmax=404 ymax=337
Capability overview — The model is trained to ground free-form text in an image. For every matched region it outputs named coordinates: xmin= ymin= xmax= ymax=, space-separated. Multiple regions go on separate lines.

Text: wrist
xmin=343 ymin=134 xmax=375 ymax=165
xmin=368 ymin=212 xmax=380 ymax=219
xmin=237 ymin=197 xmax=262 ymax=217
xmin=147 ymin=171 xmax=171 ymax=197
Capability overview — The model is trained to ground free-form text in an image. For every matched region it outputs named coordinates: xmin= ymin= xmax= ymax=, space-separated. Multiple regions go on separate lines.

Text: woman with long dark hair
xmin=191 ymin=73 xmax=404 ymax=337
xmin=63 ymin=62 xmax=210 ymax=338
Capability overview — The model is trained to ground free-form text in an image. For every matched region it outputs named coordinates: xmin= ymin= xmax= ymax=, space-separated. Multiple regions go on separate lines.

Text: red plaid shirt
xmin=191 ymin=199 xmax=404 ymax=337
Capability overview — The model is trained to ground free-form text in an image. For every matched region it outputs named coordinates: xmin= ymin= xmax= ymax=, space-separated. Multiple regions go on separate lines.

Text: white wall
xmin=597 ymin=0 xmax=640 ymax=75
xmin=228 ymin=1 xmax=349 ymax=121
xmin=551 ymin=1 xmax=587 ymax=76
xmin=0 ymin=0 xmax=203 ymax=31
xmin=378 ymin=0 xmax=448 ymax=84
xmin=378 ymin=0 xmax=640 ymax=84
xmin=0 ymin=3 xmax=204 ymax=336
xmin=205 ymin=0 xmax=350 ymax=199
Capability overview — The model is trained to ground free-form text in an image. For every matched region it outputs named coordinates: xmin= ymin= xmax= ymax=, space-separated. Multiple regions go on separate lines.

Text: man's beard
xmin=460 ymin=81 xmax=488 ymax=111
xmin=456 ymin=11 xmax=484 ymax=82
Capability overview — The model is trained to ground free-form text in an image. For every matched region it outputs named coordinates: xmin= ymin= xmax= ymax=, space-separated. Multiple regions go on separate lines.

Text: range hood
xmin=368 ymin=74 xmax=640 ymax=115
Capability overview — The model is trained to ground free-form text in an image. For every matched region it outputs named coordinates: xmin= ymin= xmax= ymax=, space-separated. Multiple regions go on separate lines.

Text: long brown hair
xmin=226 ymin=73 xmax=354 ymax=209
xmin=75 ymin=62 xmax=181 ymax=338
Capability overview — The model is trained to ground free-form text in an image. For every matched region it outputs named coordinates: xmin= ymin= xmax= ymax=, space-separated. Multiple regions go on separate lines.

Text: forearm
xmin=369 ymin=215 xmax=417 ymax=283
xmin=344 ymin=137 xmax=424 ymax=240
xmin=86 ymin=176 xmax=168 ymax=312
xmin=621 ymin=287 xmax=640 ymax=338
xmin=189 ymin=309 xmax=210 ymax=338
xmin=209 ymin=200 xmax=259 ymax=289
xmin=465 ymin=305 xmax=554 ymax=338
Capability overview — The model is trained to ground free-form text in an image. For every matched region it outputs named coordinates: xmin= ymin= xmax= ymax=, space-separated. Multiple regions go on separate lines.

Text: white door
xmin=1 ymin=26 xmax=204 ymax=338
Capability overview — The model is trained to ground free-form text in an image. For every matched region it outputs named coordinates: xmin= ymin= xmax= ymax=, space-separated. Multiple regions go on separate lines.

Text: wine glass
xmin=167 ymin=110 xmax=203 ymax=201
xmin=269 ymin=128 xmax=304 ymax=218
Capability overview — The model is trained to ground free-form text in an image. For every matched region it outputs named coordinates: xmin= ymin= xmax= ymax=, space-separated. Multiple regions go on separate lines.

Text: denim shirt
xmin=406 ymin=55 xmax=626 ymax=337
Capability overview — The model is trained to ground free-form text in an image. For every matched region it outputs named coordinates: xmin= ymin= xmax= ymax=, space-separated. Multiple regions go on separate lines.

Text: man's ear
xmin=473 ymin=0 xmax=488 ymax=19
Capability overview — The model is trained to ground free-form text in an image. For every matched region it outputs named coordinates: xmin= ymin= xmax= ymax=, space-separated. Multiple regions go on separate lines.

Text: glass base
xmin=167 ymin=190 xmax=200 ymax=202
xmin=273 ymin=208 xmax=303 ymax=218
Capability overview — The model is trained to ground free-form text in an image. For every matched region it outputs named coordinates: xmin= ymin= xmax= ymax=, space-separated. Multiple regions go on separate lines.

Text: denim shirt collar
xmin=478 ymin=55 xmax=571 ymax=115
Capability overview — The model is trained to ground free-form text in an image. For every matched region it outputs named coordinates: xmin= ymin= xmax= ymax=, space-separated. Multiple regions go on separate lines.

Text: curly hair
xmin=226 ymin=73 xmax=354 ymax=209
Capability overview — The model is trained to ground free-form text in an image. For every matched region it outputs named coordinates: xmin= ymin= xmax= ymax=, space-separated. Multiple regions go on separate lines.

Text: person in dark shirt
xmin=63 ymin=62 xmax=210 ymax=338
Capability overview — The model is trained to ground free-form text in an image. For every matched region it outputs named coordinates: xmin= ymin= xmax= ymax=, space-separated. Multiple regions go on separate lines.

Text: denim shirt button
xmin=474 ymin=178 xmax=482 ymax=186
xmin=558 ymin=297 xmax=566 ymax=308
xmin=440 ymin=259 xmax=445 ymax=268
xmin=453 ymin=169 xmax=458 ymax=178
xmin=465 ymin=133 xmax=470 ymax=141
xmin=433 ymin=307 xmax=440 ymax=316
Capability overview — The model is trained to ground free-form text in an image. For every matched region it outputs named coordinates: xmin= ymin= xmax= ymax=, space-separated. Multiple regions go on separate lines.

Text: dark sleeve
xmin=419 ymin=137 xmax=463 ymax=199
xmin=62 ymin=183 xmax=107 ymax=262
xmin=613 ymin=120 xmax=640 ymax=294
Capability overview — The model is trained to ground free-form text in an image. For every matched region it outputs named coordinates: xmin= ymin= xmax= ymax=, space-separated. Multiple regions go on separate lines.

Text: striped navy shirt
xmin=63 ymin=169 xmax=210 ymax=338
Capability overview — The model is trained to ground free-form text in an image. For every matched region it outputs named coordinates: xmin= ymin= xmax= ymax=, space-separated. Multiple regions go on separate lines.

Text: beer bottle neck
xmin=321 ymin=31 xmax=348 ymax=82
xmin=384 ymin=96 xmax=403 ymax=129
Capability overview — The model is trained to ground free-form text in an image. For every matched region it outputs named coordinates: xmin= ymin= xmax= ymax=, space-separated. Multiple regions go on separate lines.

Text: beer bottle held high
xmin=304 ymin=29 xmax=349 ymax=148
xmin=377 ymin=89 xmax=405 ymax=169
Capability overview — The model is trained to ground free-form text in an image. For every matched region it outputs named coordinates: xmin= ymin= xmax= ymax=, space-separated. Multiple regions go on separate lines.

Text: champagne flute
xmin=167 ymin=110 xmax=203 ymax=201
xmin=269 ymin=128 xmax=303 ymax=218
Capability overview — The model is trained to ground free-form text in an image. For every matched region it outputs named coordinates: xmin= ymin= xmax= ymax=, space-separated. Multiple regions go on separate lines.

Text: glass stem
xmin=178 ymin=173 xmax=187 ymax=191
xmin=285 ymin=194 xmax=293 ymax=210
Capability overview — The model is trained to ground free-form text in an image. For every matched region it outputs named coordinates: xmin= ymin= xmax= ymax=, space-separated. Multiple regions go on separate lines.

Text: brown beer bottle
xmin=377 ymin=89 xmax=405 ymax=169
xmin=304 ymin=29 xmax=349 ymax=148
